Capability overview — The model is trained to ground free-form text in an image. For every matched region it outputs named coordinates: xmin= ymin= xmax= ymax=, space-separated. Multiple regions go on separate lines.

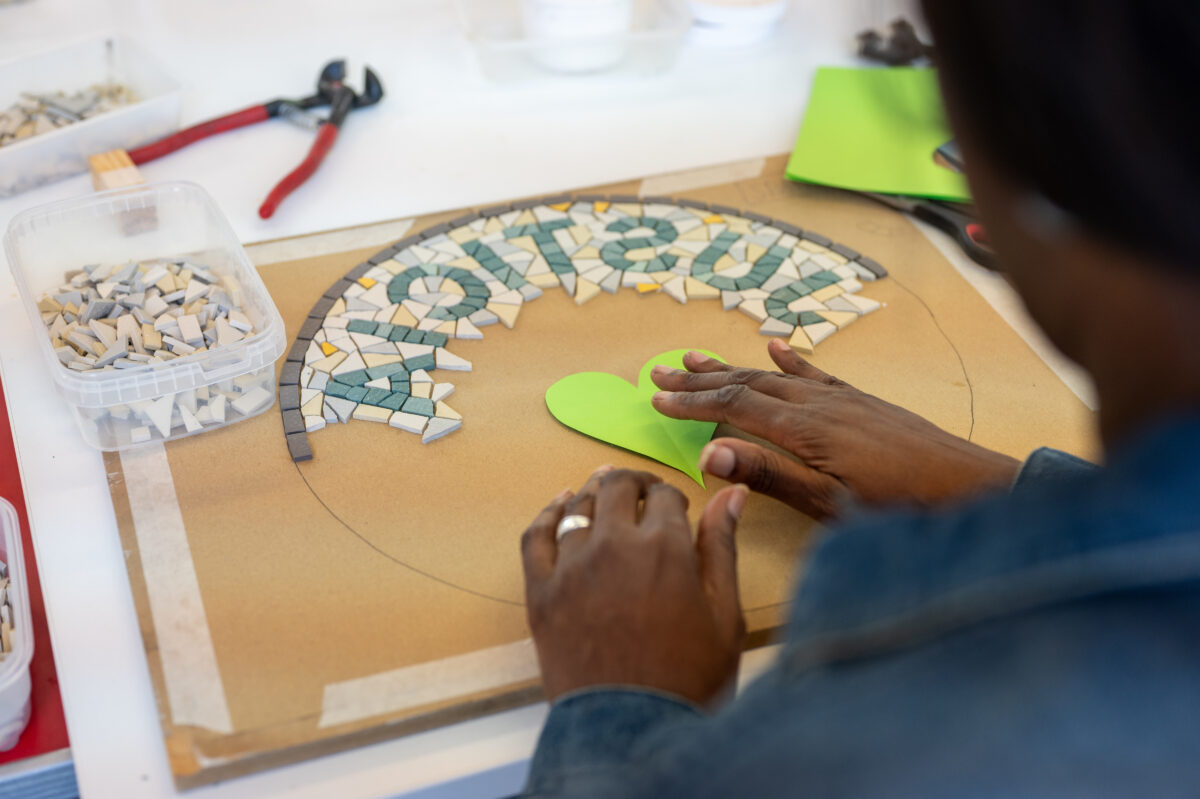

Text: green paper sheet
xmin=785 ymin=66 xmax=970 ymax=202
xmin=545 ymin=350 xmax=722 ymax=486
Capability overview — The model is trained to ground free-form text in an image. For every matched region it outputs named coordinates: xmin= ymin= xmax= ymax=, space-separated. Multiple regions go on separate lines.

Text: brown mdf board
xmin=104 ymin=155 xmax=1098 ymax=787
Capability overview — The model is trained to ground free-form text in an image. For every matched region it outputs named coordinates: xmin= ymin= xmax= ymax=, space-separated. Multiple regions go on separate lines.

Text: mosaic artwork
xmin=278 ymin=194 xmax=888 ymax=462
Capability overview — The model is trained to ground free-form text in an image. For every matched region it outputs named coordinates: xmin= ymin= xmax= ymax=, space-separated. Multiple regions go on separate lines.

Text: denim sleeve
xmin=1014 ymin=446 xmax=1098 ymax=490
xmin=523 ymin=688 xmax=704 ymax=798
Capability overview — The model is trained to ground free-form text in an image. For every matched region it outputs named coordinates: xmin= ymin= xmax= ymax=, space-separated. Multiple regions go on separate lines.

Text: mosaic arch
xmin=278 ymin=194 xmax=889 ymax=462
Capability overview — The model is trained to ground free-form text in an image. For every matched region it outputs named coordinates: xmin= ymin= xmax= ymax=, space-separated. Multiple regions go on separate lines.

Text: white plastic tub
xmin=4 ymin=181 xmax=288 ymax=451
xmin=456 ymin=0 xmax=690 ymax=80
xmin=0 ymin=499 xmax=32 ymax=752
xmin=0 ymin=34 xmax=182 ymax=196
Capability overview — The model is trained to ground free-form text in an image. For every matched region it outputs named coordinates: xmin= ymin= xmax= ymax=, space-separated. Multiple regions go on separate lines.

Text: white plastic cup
xmin=522 ymin=0 xmax=637 ymax=72
xmin=688 ymin=0 xmax=788 ymax=46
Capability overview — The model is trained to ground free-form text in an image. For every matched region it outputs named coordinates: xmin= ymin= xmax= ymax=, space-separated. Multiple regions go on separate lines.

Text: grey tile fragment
xmin=297 ymin=316 xmax=323 ymax=340
xmin=345 ymin=262 xmax=374 ymax=279
xmin=832 ymin=242 xmax=861 ymax=260
xmin=449 ymin=211 xmax=480 ymax=227
xmin=281 ymin=409 xmax=305 ymax=435
xmin=286 ymin=339 xmax=309 ymax=363
xmin=418 ymin=222 xmax=452 ymax=239
xmin=608 ymin=193 xmax=640 ymax=203
xmin=677 ymin=199 xmax=710 ymax=211
xmin=709 ymin=204 xmax=742 ymax=216
xmin=279 ymin=386 xmax=302 ymax=410
xmin=641 ymin=195 xmax=675 ymax=205
xmin=393 ymin=235 xmax=423 ymax=251
xmin=286 ymin=432 xmax=312 ymax=462
xmin=510 ymin=198 xmax=542 ymax=210
xmin=367 ymin=248 xmax=397 ymax=265
xmin=803 ymin=231 xmax=833 ymax=247
xmin=775 ymin=221 xmax=803 ymax=237
xmin=478 ymin=203 xmax=512 ymax=216
xmin=307 ymin=295 xmax=335 ymax=319
xmin=279 ymin=361 xmax=302 ymax=386
xmin=574 ymin=193 xmax=607 ymax=202
xmin=323 ymin=279 xmax=353 ymax=300
xmin=857 ymin=256 xmax=889 ymax=277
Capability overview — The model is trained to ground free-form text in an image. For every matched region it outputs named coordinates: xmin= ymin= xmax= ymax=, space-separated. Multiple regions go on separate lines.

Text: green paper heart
xmin=545 ymin=349 xmax=722 ymax=486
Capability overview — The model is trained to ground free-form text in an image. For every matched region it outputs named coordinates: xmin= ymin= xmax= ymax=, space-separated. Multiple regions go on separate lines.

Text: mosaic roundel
xmin=278 ymin=194 xmax=888 ymax=461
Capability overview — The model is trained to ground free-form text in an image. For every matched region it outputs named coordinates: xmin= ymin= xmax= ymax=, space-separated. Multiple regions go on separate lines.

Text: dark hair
xmin=920 ymin=1 xmax=1199 ymax=268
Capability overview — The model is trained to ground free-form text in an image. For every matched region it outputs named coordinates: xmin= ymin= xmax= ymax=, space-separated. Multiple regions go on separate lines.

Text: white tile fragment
xmin=422 ymin=416 xmax=461 ymax=443
xmin=231 ymin=387 xmax=272 ymax=416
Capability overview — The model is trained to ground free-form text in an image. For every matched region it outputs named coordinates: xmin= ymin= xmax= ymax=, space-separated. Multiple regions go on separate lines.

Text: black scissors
xmin=863 ymin=192 xmax=997 ymax=270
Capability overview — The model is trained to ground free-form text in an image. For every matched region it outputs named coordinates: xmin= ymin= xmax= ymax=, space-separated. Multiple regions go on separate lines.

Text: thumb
xmin=697 ymin=484 xmax=748 ymax=640
xmin=699 ymin=437 xmax=844 ymax=520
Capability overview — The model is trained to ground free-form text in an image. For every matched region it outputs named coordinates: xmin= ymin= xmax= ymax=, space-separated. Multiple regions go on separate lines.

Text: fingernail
xmin=685 ymin=350 xmax=712 ymax=364
xmin=592 ymin=464 xmax=614 ymax=476
xmin=728 ymin=484 xmax=749 ymax=520
xmin=650 ymin=365 xmax=669 ymax=377
xmin=652 ymin=391 xmax=673 ymax=403
xmin=699 ymin=443 xmax=735 ymax=478
xmin=556 ymin=488 xmax=574 ymax=501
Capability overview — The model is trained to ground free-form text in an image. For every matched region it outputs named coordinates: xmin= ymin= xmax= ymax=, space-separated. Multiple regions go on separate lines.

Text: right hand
xmin=650 ymin=339 xmax=1021 ymax=520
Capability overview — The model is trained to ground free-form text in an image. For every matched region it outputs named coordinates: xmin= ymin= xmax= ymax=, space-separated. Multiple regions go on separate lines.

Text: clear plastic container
xmin=0 ymin=34 xmax=183 ymax=196
xmin=0 ymin=499 xmax=33 ymax=752
xmin=456 ymin=0 xmax=690 ymax=81
xmin=4 ymin=181 xmax=288 ymax=451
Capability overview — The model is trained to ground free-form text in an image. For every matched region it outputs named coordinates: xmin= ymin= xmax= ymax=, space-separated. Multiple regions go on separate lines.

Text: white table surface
xmin=1 ymin=2 xmax=1095 ymax=797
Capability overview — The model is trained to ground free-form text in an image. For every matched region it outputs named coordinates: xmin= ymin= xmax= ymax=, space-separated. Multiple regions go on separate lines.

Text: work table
xmin=0 ymin=1 xmax=1088 ymax=796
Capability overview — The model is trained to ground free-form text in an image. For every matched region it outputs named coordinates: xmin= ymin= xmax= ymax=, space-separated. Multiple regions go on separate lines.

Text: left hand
xmin=521 ymin=467 xmax=750 ymax=706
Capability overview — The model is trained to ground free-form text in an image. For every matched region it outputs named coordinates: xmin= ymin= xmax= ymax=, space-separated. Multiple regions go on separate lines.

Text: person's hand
xmin=522 ymin=467 xmax=749 ymax=705
xmin=649 ymin=340 xmax=1021 ymax=520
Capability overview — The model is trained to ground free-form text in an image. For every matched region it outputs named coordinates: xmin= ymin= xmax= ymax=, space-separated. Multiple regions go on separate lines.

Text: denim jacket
xmin=524 ymin=415 xmax=1200 ymax=798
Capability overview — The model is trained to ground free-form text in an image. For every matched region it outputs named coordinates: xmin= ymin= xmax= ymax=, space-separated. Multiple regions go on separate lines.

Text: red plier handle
xmin=127 ymin=105 xmax=271 ymax=165
xmin=121 ymin=60 xmax=382 ymax=219
xmin=258 ymin=123 xmax=339 ymax=219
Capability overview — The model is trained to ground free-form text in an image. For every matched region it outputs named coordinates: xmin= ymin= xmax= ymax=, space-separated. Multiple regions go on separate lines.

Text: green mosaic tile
xmin=380 ymin=392 xmax=408 ymax=411
xmin=390 ymin=378 xmax=411 ymax=392
xmin=363 ymin=387 xmax=393 ymax=406
xmin=346 ymin=386 xmax=368 ymax=402
xmin=336 ymin=369 xmax=372 ymax=386
xmin=402 ymin=396 xmax=436 ymax=417
xmin=366 ymin=362 xmax=408 ymax=379
xmin=347 ymin=319 xmax=377 ymax=334
xmin=422 ymin=332 xmax=449 ymax=347
xmin=325 ymin=382 xmax=350 ymax=398
xmin=405 ymin=353 xmax=436 ymax=372
xmin=798 ymin=311 xmax=826 ymax=326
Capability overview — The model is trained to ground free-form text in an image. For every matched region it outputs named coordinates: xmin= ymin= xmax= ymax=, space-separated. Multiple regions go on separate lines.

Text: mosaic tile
xmin=281 ymin=194 xmax=889 ymax=459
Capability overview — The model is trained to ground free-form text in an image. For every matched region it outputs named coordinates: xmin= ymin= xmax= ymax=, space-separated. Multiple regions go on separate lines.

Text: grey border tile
xmin=279 ymin=385 xmax=301 ymax=411
xmin=279 ymin=361 xmax=302 ymax=386
xmin=286 ymin=432 xmax=312 ymax=462
xmin=832 ymin=243 xmax=861 ymax=260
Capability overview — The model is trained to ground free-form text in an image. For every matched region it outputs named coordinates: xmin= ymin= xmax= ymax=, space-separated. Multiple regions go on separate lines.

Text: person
xmin=518 ymin=1 xmax=1200 ymax=796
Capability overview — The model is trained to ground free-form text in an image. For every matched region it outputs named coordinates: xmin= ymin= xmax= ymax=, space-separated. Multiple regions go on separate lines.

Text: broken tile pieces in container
xmin=0 ymin=82 xmax=136 ymax=149
xmin=5 ymin=182 xmax=287 ymax=451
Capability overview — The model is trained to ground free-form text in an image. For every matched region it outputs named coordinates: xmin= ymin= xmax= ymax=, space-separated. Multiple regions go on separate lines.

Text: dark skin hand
xmin=650 ymin=339 xmax=1022 ymax=520
xmin=522 ymin=466 xmax=749 ymax=705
